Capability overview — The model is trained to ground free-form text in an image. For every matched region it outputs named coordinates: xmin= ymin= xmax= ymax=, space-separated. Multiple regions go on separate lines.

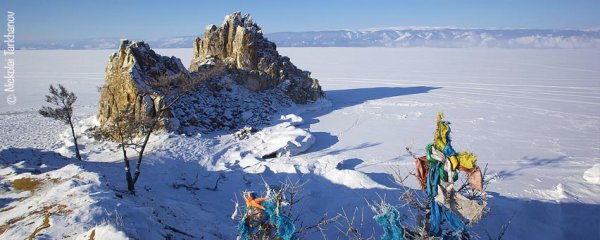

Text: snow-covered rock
xmin=536 ymin=183 xmax=569 ymax=202
xmin=250 ymin=122 xmax=315 ymax=158
xmin=583 ymin=164 xmax=600 ymax=185
xmin=280 ymin=114 xmax=304 ymax=126
xmin=171 ymin=76 xmax=293 ymax=133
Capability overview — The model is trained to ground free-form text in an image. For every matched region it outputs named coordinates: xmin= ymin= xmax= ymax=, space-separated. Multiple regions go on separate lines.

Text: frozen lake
xmin=1 ymin=48 xmax=599 ymax=238
xmin=2 ymin=47 xmax=599 ymax=199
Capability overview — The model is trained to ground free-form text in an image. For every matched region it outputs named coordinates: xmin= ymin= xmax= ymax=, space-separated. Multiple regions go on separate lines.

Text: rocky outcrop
xmin=98 ymin=13 xmax=325 ymax=134
xmin=97 ymin=40 xmax=188 ymax=130
xmin=190 ymin=12 xmax=324 ymax=103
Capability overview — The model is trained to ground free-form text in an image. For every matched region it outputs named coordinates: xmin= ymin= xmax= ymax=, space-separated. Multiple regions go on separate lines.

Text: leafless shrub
xmin=234 ymin=177 xmax=339 ymax=240
xmin=332 ymin=207 xmax=375 ymax=240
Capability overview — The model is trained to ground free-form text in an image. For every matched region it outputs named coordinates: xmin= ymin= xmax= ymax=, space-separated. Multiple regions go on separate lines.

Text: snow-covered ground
xmin=1 ymin=48 xmax=599 ymax=239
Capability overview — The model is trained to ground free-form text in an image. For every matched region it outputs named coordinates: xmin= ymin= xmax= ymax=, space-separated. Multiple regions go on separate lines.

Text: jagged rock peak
xmin=97 ymin=40 xmax=187 ymax=131
xmin=190 ymin=12 xmax=324 ymax=103
xmin=190 ymin=12 xmax=263 ymax=72
xmin=220 ymin=12 xmax=260 ymax=33
xmin=112 ymin=39 xmax=189 ymax=86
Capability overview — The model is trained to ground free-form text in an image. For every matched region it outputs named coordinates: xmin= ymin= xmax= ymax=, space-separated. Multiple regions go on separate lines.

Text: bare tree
xmin=100 ymin=73 xmax=200 ymax=194
xmin=39 ymin=84 xmax=81 ymax=160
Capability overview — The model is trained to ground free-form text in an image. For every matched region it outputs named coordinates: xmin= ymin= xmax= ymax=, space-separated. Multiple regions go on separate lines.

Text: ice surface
xmin=1 ymin=48 xmax=599 ymax=239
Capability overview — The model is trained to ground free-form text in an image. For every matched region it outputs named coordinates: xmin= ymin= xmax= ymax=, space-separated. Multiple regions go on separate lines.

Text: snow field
xmin=1 ymin=48 xmax=599 ymax=239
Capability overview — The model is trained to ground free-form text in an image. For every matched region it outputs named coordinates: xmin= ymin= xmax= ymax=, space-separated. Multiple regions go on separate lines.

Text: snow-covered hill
xmin=13 ymin=28 xmax=600 ymax=50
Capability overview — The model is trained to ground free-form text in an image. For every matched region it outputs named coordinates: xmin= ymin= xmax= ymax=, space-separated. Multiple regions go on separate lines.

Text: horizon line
xmin=14 ymin=25 xmax=600 ymax=43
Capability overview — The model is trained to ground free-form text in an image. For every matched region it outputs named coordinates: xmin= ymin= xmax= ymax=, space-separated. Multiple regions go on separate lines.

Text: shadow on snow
xmin=302 ymin=86 xmax=439 ymax=155
xmin=3 ymin=147 xmax=598 ymax=239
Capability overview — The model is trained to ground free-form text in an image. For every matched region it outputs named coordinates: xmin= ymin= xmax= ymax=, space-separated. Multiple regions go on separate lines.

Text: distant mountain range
xmin=15 ymin=36 xmax=197 ymax=50
xmin=268 ymin=28 xmax=600 ymax=48
xmin=14 ymin=28 xmax=600 ymax=50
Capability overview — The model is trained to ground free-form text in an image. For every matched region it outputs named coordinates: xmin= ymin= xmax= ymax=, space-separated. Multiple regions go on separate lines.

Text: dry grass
xmin=0 ymin=216 xmax=26 ymax=235
xmin=26 ymin=204 xmax=72 ymax=239
xmin=29 ymin=204 xmax=71 ymax=216
xmin=1 ymin=175 xmax=74 ymax=238
xmin=0 ymin=204 xmax=71 ymax=238
xmin=11 ymin=178 xmax=42 ymax=192
xmin=0 ymin=205 xmax=16 ymax=213
xmin=27 ymin=214 xmax=50 ymax=240
xmin=88 ymin=229 xmax=96 ymax=240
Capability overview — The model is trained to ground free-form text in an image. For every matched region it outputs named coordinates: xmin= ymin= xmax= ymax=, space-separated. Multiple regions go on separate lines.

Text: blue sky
xmin=1 ymin=0 xmax=599 ymax=41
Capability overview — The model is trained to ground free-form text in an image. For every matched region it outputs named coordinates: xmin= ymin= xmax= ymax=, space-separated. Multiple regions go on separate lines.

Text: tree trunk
xmin=133 ymin=129 xmax=152 ymax=184
xmin=68 ymin=118 xmax=82 ymax=160
xmin=121 ymin=144 xmax=135 ymax=193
